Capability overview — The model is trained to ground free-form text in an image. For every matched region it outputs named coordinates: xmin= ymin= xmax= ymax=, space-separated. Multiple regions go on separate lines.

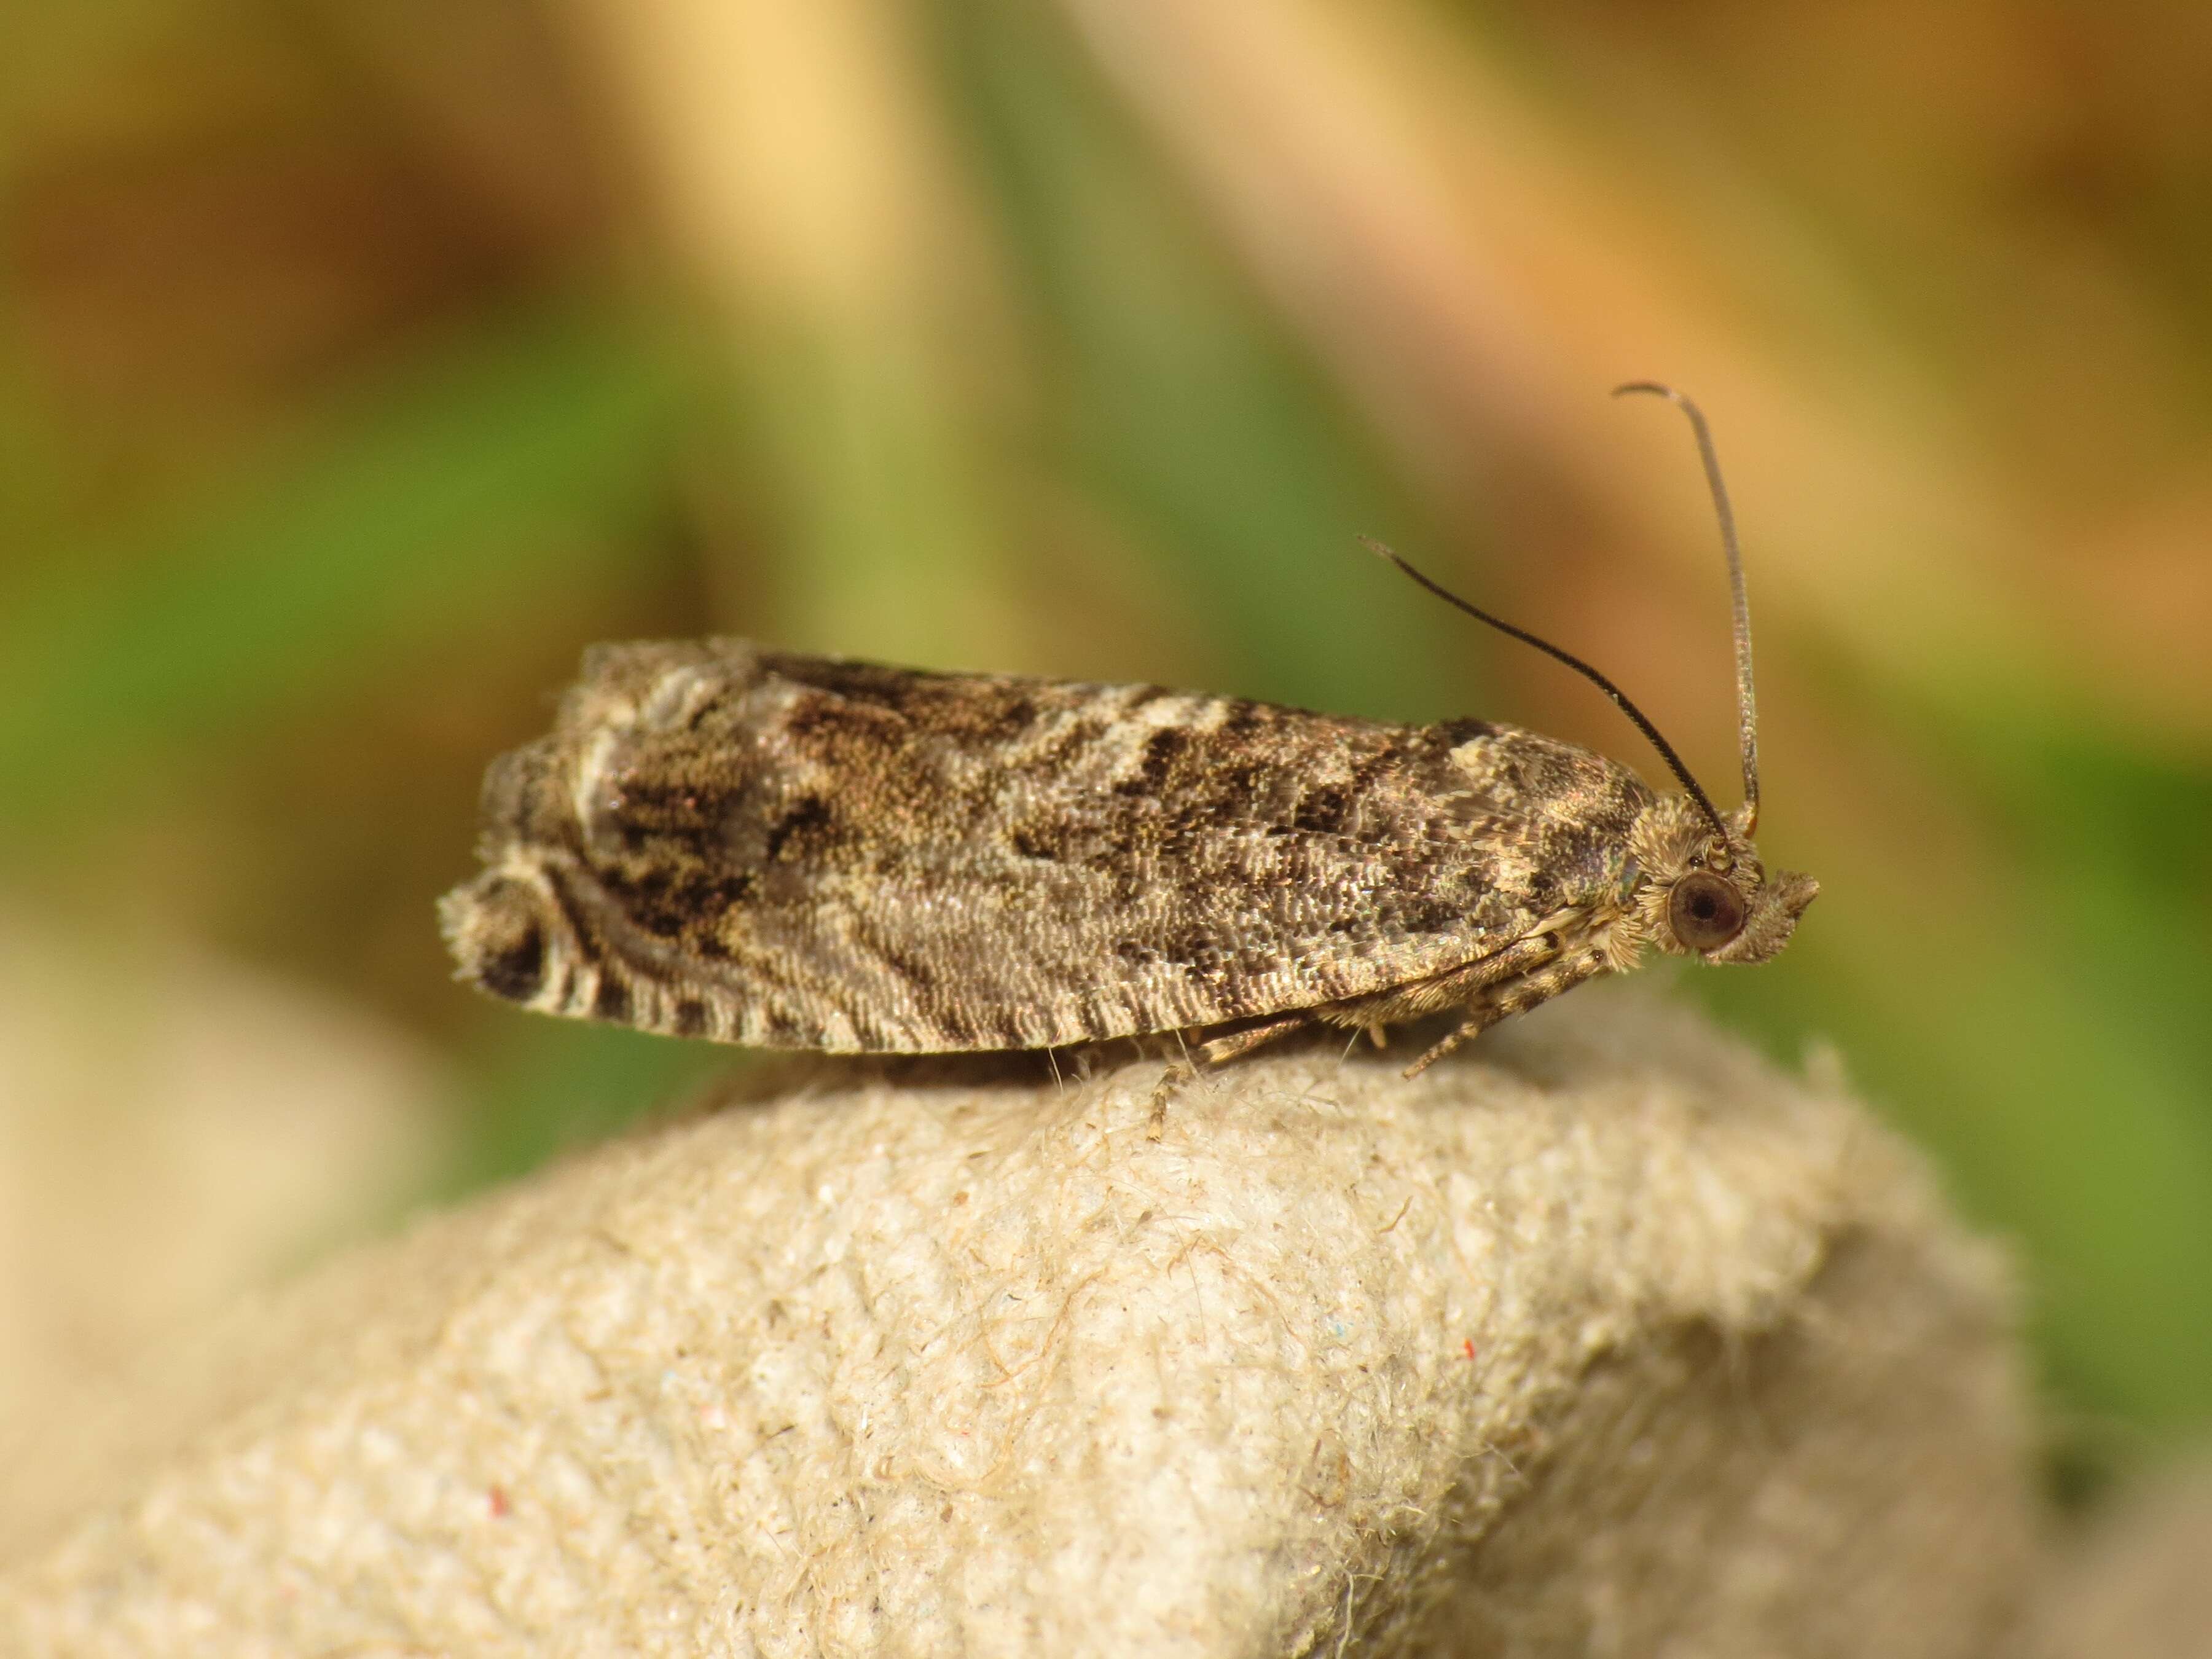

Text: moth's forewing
xmin=441 ymin=641 xmax=1654 ymax=1052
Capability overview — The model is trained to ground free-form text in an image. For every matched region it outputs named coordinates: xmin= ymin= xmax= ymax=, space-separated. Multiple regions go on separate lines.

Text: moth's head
xmin=1373 ymin=383 xmax=1817 ymax=967
xmin=1631 ymin=796 xmax=1817 ymax=966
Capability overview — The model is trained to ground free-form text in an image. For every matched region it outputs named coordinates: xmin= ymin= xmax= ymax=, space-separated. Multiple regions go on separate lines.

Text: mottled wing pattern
xmin=443 ymin=640 xmax=1650 ymax=1051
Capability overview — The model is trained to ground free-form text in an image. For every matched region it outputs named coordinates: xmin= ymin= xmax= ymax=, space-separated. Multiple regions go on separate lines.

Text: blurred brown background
xmin=2 ymin=0 xmax=2208 ymax=1506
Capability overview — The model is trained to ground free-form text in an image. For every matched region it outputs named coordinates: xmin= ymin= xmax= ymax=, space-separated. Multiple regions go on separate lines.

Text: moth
xmin=441 ymin=385 xmax=1814 ymax=1076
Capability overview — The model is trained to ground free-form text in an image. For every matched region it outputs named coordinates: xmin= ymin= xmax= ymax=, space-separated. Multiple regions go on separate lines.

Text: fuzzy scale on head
xmin=1606 ymin=794 xmax=1818 ymax=971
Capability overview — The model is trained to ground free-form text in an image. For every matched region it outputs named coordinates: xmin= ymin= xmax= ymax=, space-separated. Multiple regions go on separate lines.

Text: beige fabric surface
xmin=1 ymin=987 xmax=2039 ymax=1656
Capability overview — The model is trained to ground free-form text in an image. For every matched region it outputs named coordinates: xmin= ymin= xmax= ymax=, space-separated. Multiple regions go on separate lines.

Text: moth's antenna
xmin=1359 ymin=535 xmax=1732 ymax=843
xmin=1612 ymin=382 xmax=1760 ymax=837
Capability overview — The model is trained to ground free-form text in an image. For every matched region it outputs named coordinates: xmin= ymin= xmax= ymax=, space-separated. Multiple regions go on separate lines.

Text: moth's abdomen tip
xmin=440 ymin=870 xmax=554 ymax=1006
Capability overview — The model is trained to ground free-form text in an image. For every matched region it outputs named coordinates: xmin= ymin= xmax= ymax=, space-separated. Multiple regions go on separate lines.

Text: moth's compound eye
xmin=1669 ymin=870 xmax=1747 ymax=953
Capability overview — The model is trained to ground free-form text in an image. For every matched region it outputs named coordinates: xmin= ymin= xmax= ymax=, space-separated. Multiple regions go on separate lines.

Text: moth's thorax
xmin=1442 ymin=724 xmax=1650 ymax=884
xmin=1618 ymin=793 xmax=1818 ymax=967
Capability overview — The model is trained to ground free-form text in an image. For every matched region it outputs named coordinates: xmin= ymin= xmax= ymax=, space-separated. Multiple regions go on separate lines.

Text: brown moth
xmin=441 ymin=386 xmax=1814 ymax=1075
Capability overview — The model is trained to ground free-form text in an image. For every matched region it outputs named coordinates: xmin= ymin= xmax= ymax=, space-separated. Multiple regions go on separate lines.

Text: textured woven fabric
xmin=1 ymin=988 xmax=2039 ymax=1655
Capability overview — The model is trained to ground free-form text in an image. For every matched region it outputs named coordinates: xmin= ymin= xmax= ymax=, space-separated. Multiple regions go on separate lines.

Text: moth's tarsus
xmin=1145 ymin=1057 xmax=1196 ymax=1139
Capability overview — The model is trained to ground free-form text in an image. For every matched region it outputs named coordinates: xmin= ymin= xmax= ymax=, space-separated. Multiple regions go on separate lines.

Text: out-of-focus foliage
xmin=2 ymin=0 xmax=2206 ymax=1472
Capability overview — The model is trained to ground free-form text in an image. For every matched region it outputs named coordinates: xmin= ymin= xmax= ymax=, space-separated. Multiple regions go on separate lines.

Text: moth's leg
xmin=1402 ymin=944 xmax=1612 ymax=1079
xmin=1403 ymin=1011 xmax=1499 ymax=1077
xmin=1197 ymin=1010 xmax=1316 ymax=1067
xmin=1144 ymin=1058 xmax=1192 ymax=1140
xmin=1138 ymin=1022 xmax=1226 ymax=1139
xmin=1484 ymin=942 xmax=1612 ymax=1024
xmin=1138 ymin=1012 xmax=1318 ymax=1138
xmin=1323 ymin=932 xmax=1562 ymax=1037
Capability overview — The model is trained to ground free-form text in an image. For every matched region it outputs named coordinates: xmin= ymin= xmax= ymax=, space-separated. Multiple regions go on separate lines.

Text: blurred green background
xmin=2 ymin=0 xmax=2207 ymax=1490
